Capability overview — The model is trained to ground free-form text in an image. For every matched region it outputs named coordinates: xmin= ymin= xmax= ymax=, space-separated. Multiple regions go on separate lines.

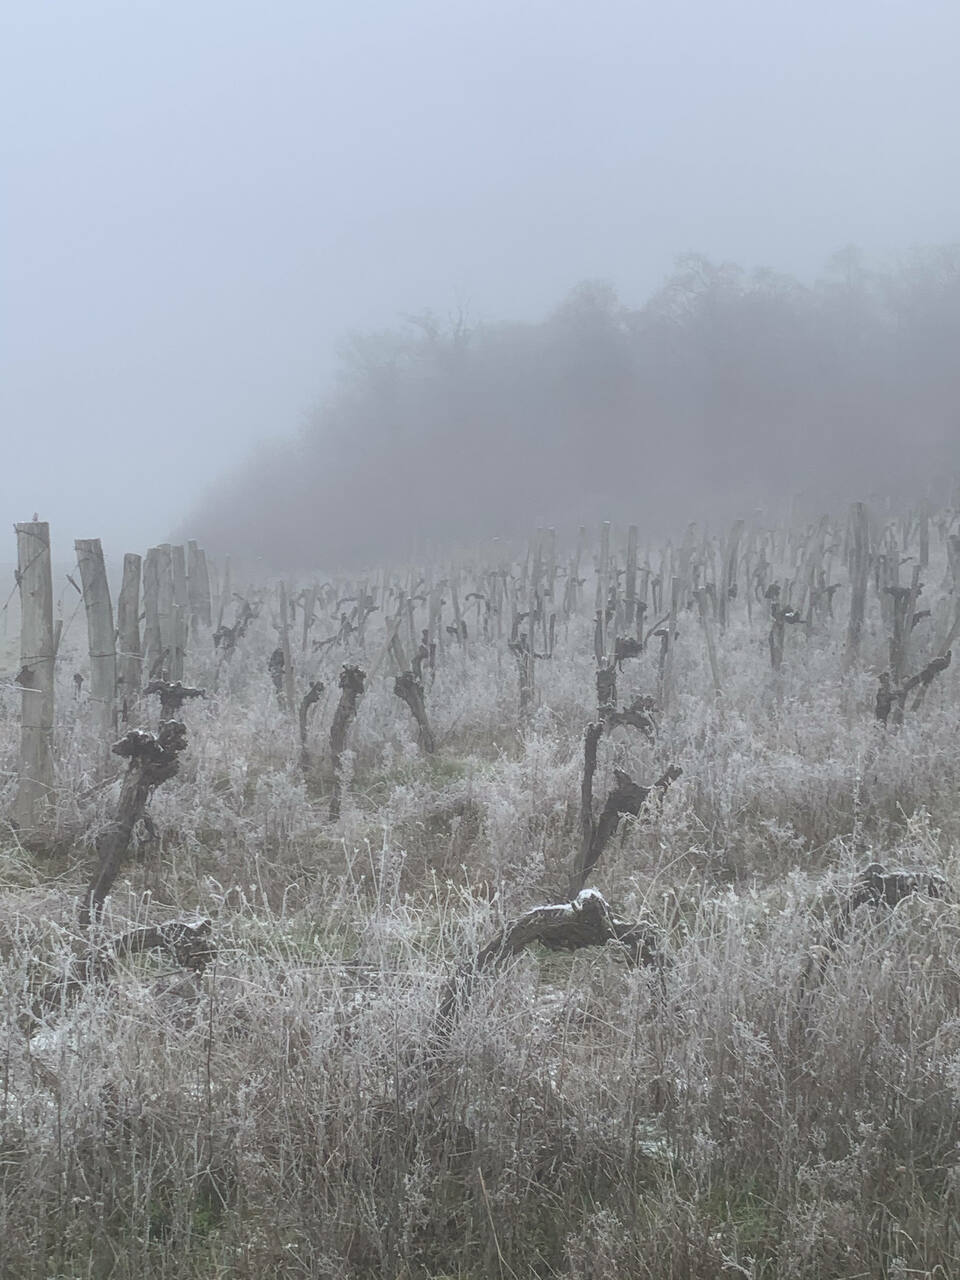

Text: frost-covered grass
xmin=2 ymin=530 xmax=960 ymax=1278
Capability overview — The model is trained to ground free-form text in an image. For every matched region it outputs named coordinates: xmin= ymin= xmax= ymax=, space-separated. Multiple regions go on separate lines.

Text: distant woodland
xmin=186 ymin=248 xmax=960 ymax=566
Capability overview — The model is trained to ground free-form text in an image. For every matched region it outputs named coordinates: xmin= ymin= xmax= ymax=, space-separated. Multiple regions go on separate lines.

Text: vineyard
xmin=3 ymin=505 xmax=960 ymax=1279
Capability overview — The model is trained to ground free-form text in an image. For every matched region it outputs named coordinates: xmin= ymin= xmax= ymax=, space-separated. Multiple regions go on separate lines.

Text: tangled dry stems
xmin=1 ymin=536 xmax=960 ymax=1277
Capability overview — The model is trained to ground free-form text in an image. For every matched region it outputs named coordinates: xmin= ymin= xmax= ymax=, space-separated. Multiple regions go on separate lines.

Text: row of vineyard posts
xmin=7 ymin=503 xmax=960 ymax=1028
xmin=10 ymin=507 xmax=960 ymax=844
xmin=9 ymin=528 xmax=221 ymax=835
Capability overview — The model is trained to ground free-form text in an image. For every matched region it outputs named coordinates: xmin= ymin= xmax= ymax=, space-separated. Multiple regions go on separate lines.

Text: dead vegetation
xmin=3 ymin=502 xmax=960 ymax=1278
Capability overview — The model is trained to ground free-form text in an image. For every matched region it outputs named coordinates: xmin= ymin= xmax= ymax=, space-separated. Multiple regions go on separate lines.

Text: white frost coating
xmin=532 ymin=889 xmax=609 ymax=915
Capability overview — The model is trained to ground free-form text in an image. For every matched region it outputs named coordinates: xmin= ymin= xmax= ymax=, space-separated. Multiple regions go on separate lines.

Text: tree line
xmin=185 ymin=246 xmax=960 ymax=566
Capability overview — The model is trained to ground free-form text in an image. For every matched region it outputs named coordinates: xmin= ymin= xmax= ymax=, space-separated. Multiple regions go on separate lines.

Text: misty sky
xmin=4 ymin=0 xmax=959 ymax=555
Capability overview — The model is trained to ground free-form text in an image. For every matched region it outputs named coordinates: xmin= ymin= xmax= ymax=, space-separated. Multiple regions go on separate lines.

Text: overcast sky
xmin=3 ymin=0 xmax=958 ymax=555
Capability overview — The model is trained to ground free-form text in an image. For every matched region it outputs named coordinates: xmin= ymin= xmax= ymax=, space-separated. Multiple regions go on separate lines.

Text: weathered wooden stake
xmin=659 ymin=576 xmax=680 ymax=710
xmin=544 ymin=527 xmax=557 ymax=612
xmin=116 ymin=553 xmax=142 ymax=722
xmin=299 ymin=679 xmax=324 ymax=771
xmin=301 ymin=584 xmax=318 ymax=652
xmin=450 ymin=576 xmax=465 ymax=648
xmin=597 ymin=521 xmax=610 ymax=662
xmin=187 ymin=540 xmax=212 ymax=632
xmin=887 ymin=565 xmax=923 ymax=688
xmin=625 ymin=524 xmax=638 ymax=625
xmin=197 ymin=549 xmax=212 ymax=627
xmin=572 ymin=721 xmax=603 ymax=895
xmin=278 ymin=582 xmax=297 ymax=711
xmin=141 ymin=547 xmax=162 ymax=680
xmin=695 ymin=588 xmax=722 ymax=696
xmin=156 ymin=544 xmax=175 ymax=679
xmin=169 ymin=545 xmax=188 ymax=680
xmin=12 ymin=522 xmax=55 ymax=835
xmin=218 ymin=555 xmax=232 ymax=628
xmin=718 ymin=519 xmax=743 ymax=631
xmin=845 ymin=502 xmax=870 ymax=665
xmin=75 ymin=538 xmax=118 ymax=750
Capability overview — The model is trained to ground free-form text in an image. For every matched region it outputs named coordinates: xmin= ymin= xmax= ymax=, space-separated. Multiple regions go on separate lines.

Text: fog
xmin=4 ymin=1 xmax=960 ymax=560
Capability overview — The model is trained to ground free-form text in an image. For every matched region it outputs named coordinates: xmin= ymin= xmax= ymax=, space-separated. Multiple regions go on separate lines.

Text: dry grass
xmin=2 ymin=523 xmax=960 ymax=1278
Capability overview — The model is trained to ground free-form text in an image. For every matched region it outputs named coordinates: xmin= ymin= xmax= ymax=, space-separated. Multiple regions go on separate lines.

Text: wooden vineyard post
xmin=625 ymin=524 xmax=638 ymax=626
xmin=187 ymin=540 xmax=212 ymax=633
xmin=155 ymin=544 xmax=174 ymax=678
xmin=278 ymin=582 xmax=297 ymax=712
xmin=797 ymin=517 xmax=823 ymax=641
xmin=596 ymin=520 xmax=610 ymax=663
xmin=116 ymin=553 xmax=142 ymax=723
xmin=171 ymin=544 xmax=187 ymax=616
xmin=524 ymin=579 xmax=537 ymax=713
xmin=11 ymin=522 xmax=55 ymax=836
xmin=718 ymin=520 xmax=743 ymax=631
xmin=659 ymin=575 xmax=680 ymax=711
xmin=197 ymin=549 xmax=212 ymax=627
xmin=887 ymin=564 xmax=923 ymax=695
xmin=947 ymin=535 xmax=960 ymax=598
xmin=695 ymin=588 xmax=722 ymax=697
xmin=529 ymin=534 xmax=543 ymax=653
xmin=495 ymin=566 xmax=507 ymax=641
xmin=656 ymin=545 xmax=671 ymax=613
xmin=75 ymin=538 xmax=118 ymax=751
xmin=677 ymin=524 xmax=695 ymax=612
xmin=564 ymin=526 xmax=585 ymax=620
xmin=524 ymin=535 xmax=541 ymax=714
xmin=186 ymin=540 xmax=201 ymax=634
xmin=845 ymin=502 xmax=870 ymax=665
xmin=878 ymin=527 xmax=899 ymax=637
xmin=404 ymin=572 xmax=418 ymax=657
xmin=141 ymin=548 xmax=162 ymax=680
xmin=207 ymin=559 xmax=220 ymax=629
xmin=933 ymin=534 xmax=960 ymax=657
xmin=572 ymin=721 xmax=603 ymax=896
xmin=189 ymin=537 xmax=203 ymax=632
xmin=428 ymin=583 xmax=442 ymax=663
xmin=401 ymin=588 xmax=416 ymax=661
xmin=170 ymin=544 xmax=188 ymax=680
xmin=301 ymin=583 xmax=317 ymax=652
xmin=450 ymin=574 xmax=465 ymax=648
xmin=743 ymin=532 xmax=753 ymax=628
xmin=544 ymin=527 xmax=557 ymax=622
xmin=218 ymin=555 xmax=232 ymax=628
